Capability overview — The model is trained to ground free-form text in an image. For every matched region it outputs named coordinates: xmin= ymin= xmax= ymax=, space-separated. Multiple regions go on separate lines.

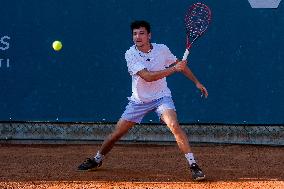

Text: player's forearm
xmin=144 ymin=67 xmax=176 ymax=82
xmin=182 ymin=66 xmax=200 ymax=85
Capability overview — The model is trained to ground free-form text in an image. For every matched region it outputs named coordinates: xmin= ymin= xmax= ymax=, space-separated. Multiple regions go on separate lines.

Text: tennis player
xmin=78 ymin=20 xmax=208 ymax=181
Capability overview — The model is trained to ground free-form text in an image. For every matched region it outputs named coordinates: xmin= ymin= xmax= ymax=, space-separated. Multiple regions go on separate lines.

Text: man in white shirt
xmin=78 ymin=20 xmax=208 ymax=181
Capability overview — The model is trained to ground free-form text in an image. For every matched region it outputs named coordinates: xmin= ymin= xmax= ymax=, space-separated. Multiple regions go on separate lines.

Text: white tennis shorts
xmin=121 ymin=96 xmax=176 ymax=123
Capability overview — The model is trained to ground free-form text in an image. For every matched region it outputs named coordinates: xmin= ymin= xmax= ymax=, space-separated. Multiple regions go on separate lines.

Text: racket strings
xmin=185 ymin=3 xmax=211 ymax=38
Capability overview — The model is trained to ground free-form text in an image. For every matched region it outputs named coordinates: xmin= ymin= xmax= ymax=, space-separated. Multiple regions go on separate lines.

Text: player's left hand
xmin=196 ymin=83 xmax=208 ymax=98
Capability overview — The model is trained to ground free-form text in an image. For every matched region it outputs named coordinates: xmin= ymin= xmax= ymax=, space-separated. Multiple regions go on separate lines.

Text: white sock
xmin=185 ymin=152 xmax=196 ymax=165
xmin=94 ymin=151 xmax=104 ymax=163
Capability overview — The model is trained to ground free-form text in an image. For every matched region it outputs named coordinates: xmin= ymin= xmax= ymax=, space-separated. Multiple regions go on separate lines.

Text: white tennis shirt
xmin=125 ymin=43 xmax=177 ymax=103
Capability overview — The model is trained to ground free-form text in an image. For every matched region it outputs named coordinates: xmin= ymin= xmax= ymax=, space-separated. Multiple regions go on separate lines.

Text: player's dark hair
xmin=130 ymin=20 xmax=151 ymax=33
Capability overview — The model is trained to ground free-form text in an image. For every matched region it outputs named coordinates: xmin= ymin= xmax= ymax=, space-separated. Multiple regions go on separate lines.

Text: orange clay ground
xmin=0 ymin=143 xmax=283 ymax=189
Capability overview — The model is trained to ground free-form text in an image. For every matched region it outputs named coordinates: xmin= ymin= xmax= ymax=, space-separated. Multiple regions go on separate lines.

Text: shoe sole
xmin=193 ymin=175 xmax=206 ymax=181
xmin=76 ymin=167 xmax=100 ymax=172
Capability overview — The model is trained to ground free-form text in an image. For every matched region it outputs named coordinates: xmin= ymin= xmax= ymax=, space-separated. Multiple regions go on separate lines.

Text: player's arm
xmin=182 ymin=66 xmax=209 ymax=98
xmin=170 ymin=59 xmax=199 ymax=84
xmin=137 ymin=67 xmax=176 ymax=82
xmin=182 ymin=65 xmax=200 ymax=85
xmin=137 ymin=60 xmax=187 ymax=82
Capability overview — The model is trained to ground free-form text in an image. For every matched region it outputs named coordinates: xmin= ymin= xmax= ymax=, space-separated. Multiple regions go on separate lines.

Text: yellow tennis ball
xmin=52 ymin=41 xmax=62 ymax=51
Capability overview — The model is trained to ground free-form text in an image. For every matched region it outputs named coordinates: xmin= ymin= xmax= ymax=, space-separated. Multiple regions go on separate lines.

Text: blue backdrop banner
xmin=0 ymin=0 xmax=283 ymax=123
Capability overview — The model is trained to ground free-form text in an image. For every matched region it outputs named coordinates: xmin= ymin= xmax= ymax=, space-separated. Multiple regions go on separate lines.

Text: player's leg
xmin=77 ymin=100 xmax=148 ymax=171
xmin=161 ymin=109 xmax=191 ymax=153
xmin=161 ymin=109 xmax=205 ymax=181
xmin=99 ymin=119 xmax=135 ymax=155
xmin=77 ymin=119 xmax=135 ymax=171
xmin=156 ymin=97 xmax=205 ymax=181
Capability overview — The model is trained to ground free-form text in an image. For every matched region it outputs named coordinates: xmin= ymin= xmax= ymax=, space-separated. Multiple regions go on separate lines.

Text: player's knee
xmin=168 ymin=121 xmax=181 ymax=133
xmin=111 ymin=129 xmax=128 ymax=141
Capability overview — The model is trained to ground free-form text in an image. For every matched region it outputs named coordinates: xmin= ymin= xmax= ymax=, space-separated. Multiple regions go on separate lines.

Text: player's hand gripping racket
xmin=182 ymin=2 xmax=212 ymax=61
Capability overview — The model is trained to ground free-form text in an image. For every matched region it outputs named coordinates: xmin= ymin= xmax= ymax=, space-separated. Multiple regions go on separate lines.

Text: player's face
xmin=132 ymin=27 xmax=151 ymax=48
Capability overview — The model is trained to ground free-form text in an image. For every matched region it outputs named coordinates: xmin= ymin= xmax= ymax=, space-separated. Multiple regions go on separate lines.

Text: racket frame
xmin=182 ymin=2 xmax=211 ymax=61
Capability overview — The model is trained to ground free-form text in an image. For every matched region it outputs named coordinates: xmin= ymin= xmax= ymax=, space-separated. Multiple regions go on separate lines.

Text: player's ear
xmin=148 ymin=33 xmax=151 ymax=40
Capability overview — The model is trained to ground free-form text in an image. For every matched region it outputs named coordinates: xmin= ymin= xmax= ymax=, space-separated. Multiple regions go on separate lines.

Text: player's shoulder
xmin=126 ymin=45 xmax=136 ymax=53
xmin=125 ymin=45 xmax=136 ymax=57
xmin=152 ymin=43 xmax=170 ymax=51
xmin=153 ymin=43 xmax=168 ymax=48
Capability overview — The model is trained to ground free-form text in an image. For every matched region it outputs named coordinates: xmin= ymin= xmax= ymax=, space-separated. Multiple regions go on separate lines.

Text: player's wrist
xmin=172 ymin=65 xmax=177 ymax=72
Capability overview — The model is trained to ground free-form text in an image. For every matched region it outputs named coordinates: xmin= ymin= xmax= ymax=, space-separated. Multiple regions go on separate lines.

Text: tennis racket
xmin=182 ymin=2 xmax=212 ymax=61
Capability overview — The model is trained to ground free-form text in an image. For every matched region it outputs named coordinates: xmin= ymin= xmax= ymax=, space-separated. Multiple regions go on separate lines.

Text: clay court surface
xmin=0 ymin=143 xmax=283 ymax=189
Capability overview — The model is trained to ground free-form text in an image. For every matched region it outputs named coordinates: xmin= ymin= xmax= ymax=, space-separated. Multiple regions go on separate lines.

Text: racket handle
xmin=182 ymin=49 xmax=189 ymax=61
